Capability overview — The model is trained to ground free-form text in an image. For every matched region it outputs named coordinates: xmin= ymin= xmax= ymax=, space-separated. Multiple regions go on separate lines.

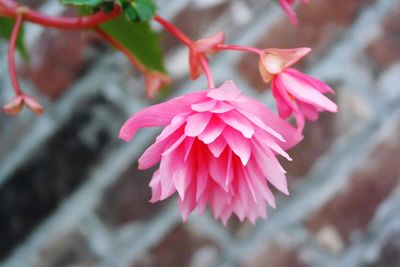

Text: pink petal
xmin=253 ymin=140 xmax=289 ymax=195
xmin=228 ymin=97 xmax=303 ymax=150
xmin=149 ymin=170 xmax=162 ymax=203
xmin=286 ymin=68 xmax=334 ymax=94
xmin=272 ymin=85 xmax=292 ymax=119
xmin=236 ymin=109 xmax=284 ymax=141
xmin=210 ymin=101 xmax=235 ymax=113
xmin=297 ymin=101 xmax=320 ymax=121
xmin=208 ymin=150 xmax=229 ymax=191
xmin=182 ymin=137 xmax=195 ymax=161
xmin=279 ymin=71 xmax=337 ymax=112
xmin=119 ymin=91 xmax=206 ymax=141
xmin=139 ymin=126 xmax=185 ymax=170
xmin=198 ymin=116 xmax=225 ymax=144
xmin=156 ymin=115 xmax=187 ymax=142
xmin=178 ymin=180 xmax=196 ymax=221
xmin=218 ymin=109 xmax=255 ymax=138
xmin=245 ymin=161 xmax=276 ymax=208
xmin=223 ymin=127 xmax=251 ymax=165
xmin=208 ymin=135 xmax=227 ymax=158
xmin=254 ymin=131 xmax=292 ymax=161
xmin=191 ymin=99 xmax=216 ymax=112
xmin=185 ymin=112 xmax=212 ymax=137
xmin=207 ymin=81 xmax=241 ymax=101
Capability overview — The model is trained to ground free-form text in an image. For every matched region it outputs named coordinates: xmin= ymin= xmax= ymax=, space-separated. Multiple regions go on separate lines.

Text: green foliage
xmin=0 ymin=17 xmax=28 ymax=59
xmin=100 ymin=15 xmax=165 ymax=71
xmin=61 ymin=0 xmax=103 ymax=5
xmin=61 ymin=0 xmax=157 ymax=22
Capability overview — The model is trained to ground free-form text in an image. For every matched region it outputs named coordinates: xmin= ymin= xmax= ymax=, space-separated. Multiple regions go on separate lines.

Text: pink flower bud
xmin=144 ymin=71 xmax=172 ymax=99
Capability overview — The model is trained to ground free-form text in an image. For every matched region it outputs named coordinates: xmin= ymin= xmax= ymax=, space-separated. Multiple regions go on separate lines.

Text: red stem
xmin=153 ymin=15 xmax=192 ymax=46
xmin=0 ymin=1 xmax=121 ymax=30
xmin=198 ymin=55 xmax=215 ymax=88
xmin=216 ymin=44 xmax=263 ymax=55
xmin=8 ymin=12 xmax=23 ymax=96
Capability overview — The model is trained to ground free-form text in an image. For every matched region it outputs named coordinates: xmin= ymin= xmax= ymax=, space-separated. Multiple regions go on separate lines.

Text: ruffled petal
xmin=223 ymin=127 xmax=251 ymax=165
xmin=279 ymin=71 xmax=337 ymax=112
xmin=119 ymin=91 xmax=206 ymax=141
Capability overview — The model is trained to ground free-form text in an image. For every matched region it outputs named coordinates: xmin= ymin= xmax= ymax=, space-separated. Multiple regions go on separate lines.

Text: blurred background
xmin=1 ymin=0 xmax=400 ymax=266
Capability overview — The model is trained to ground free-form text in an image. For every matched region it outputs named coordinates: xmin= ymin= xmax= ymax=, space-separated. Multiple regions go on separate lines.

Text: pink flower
xmin=278 ymin=0 xmax=309 ymax=25
xmin=259 ymin=48 xmax=337 ymax=131
xmin=119 ymin=81 xmax=302 ymax=224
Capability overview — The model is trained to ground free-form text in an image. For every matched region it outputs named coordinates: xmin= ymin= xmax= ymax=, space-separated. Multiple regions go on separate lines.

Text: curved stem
xmin=153 ymin=15 xmax=192 ymax=46
xmin=8 ymin=12 xmax=23 ymax=96
xmin=216 ymin=44 xmax=263 ymax=56
xmin=95 ymin=27 xmax=147 ymax=73
xmin=0 ymin=1 xmax=121 ymax=30
xmin=198 ymin=55 xmax=215 ymax=88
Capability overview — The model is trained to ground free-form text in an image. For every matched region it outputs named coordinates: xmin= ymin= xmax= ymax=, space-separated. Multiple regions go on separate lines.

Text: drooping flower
xmin=119 ymin=81 xmax=302 ymax=224
xmin=278 ymin=0 xmax=309 ymax=25
xmin=259 ymin=48 xmax=337 ymax=131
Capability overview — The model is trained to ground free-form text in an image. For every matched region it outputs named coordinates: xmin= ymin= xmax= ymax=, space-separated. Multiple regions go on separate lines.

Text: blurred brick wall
xmin=0 ymin=0 xmax=400 ymax=266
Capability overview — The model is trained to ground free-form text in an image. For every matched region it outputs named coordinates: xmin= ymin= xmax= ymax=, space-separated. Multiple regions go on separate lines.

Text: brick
xmin=237 ymin=0 xmax=376 ymax=90
xmin=21 ymin=9 xmax=106 ymax=99
xmin=132 ymin=223 xmax=219 ymax=267
xmin=306 ymin=122 xmax=400 ymax=244
xmin=96 ymin=161 xmax=165 ymax=227
xmin=0 ymin=96 xmax=123 ymax=260
xmin=363 ymin=231 xmax=400 ymax=267
xmin=241 ymin=241 xmax=310 ymax=267
xmin=36 ymin=230 xmax=98 ymax=267
xmin=367 ymin=2 xmax=400 ymax=73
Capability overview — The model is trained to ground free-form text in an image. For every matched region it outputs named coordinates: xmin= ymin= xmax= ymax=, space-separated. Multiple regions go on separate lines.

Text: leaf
xmin=118 ymin=0 xmax=157 ymax=22
xmin=0 ymin=17 xmax=28 ymax=59
xmin=61 ymin=0 xmax=104 ymax=6
xmin=130 ymin=0 xmax=157 ymax=21
xmin=100 ymin=15 xmax=165 ymax=71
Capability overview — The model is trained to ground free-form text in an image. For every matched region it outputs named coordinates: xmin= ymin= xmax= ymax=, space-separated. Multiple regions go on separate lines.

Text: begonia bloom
xmin=259 ymin=48 xmax=337 ymax=131
xmin=119 ymin=81 xmax=302 ymax=224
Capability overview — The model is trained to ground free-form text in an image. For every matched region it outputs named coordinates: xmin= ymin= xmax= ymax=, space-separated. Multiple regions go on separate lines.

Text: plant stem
xmin=8 ymin=12 xmax=23 ymax=96
xmin=216 ymin=44 xmax=263 ymax=55
xmin=153 ymin=15 xmax=192 ymax=46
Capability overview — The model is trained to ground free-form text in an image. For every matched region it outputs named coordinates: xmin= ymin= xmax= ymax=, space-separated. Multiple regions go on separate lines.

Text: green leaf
xmin=118 ymin=0 xmax=157 ymax=22
xmin=100 ymin=15 xmax=165 ymax=72
xmin=61 ymin=0 xmax=103 ymax=6
xmin=131 ymin=0 xmax=157 ymax=21
xmin=0 ymin=17 xmax=28 ymax=59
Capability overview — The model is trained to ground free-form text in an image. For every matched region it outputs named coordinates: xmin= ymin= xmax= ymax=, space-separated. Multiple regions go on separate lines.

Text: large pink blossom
xmin=259 ymin=48 xmax=337 ymax=131
xmin=278 ymin=0 xmax=309 ymax=25
xmin=119 ymin=81 xmax=302 ymax=224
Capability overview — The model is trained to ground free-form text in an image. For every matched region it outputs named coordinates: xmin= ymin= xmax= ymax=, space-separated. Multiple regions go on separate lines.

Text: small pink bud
xmin=189 ymin=32 xmax=225 ymax=80
xmin=22 ymin=95 xmax=44 ymax=115
xmin=2 ymin=95 xmax=24 ymax=116
xmin=144 ymin=71 xmax=172 ymax=99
